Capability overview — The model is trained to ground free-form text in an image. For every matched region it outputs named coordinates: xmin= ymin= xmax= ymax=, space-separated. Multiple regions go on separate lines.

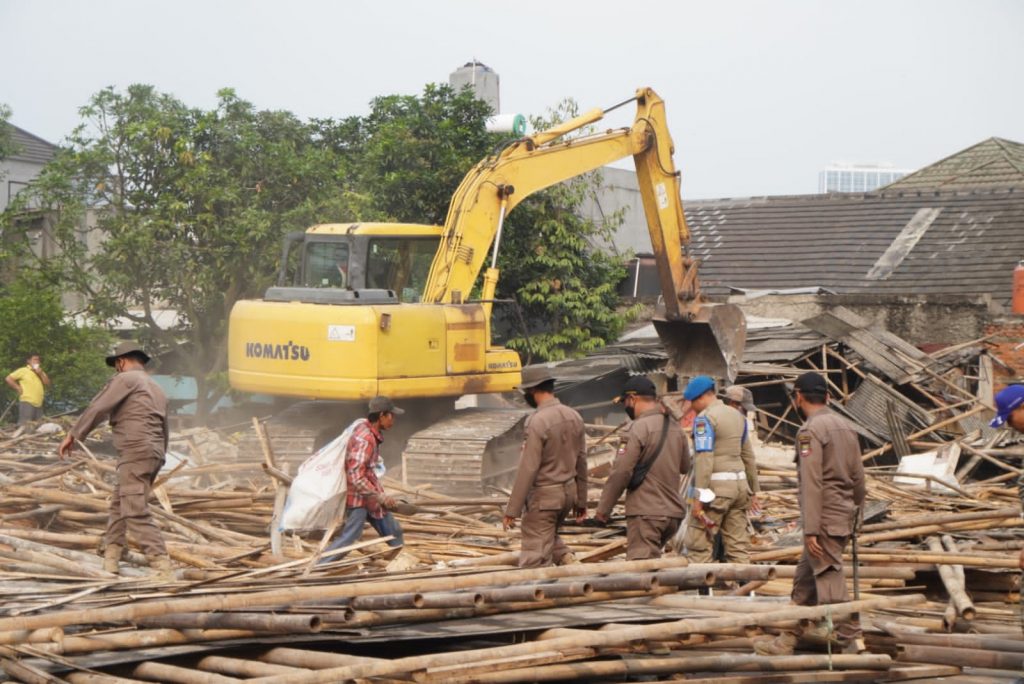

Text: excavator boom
xmin=423 ymin=87 xmax=745 ymax=379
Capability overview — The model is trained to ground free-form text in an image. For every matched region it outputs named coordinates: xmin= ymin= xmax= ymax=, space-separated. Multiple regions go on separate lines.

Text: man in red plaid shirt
xmin=322 ymin=396 xmax=405 ymax=559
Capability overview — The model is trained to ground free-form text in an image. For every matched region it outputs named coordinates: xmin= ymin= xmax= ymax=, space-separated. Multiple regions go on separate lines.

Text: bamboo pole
xmin=881 ymin=631 xmax=1024 ymax=653
xmin=753 ymin=517 xmax=1023 ymax=562
xmin=479 ymin=586 xmax=545 ymax=603
xmin=135 ymin=612 xmax=322 ymax=634
xmin=850 ymin=551 xmax=1021 ymax=569
xmin=898 ymin=643 xmax=1024 ymax=670
xmin=131 ymin=661 xmax=242 ymax=684
xmin=770 ymin=565 xmax=914 ymax=579
xmin=860 ymin=506 xmax=1019 ymax=533
xmin=0 ymin=628 xmax=62 ymax=646
xmin=531 ymin=582 xmax=592 ymax=599
xmin=247 ymin=594 xmax=925 ymax=684
xmin=925 ymin=536 xmax=975 ymax=620
xmin=196 ymin=655 xmax=303 ymax=678
xmin=438 ymin=653 xmax=894 ymax=684
xmin=65 ymin=673 xmax=149 ymax=684
xmin=0 ymin=557 xmax=708 ymax=632
xmin=59 ymin=629 xmax=255 ymax=655
xmin=0 ymin=656 xmax=64 ymax=684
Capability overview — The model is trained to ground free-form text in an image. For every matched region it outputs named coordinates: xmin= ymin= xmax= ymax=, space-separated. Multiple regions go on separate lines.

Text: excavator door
xmin=653 ymin=302 xmax=747 ymax=382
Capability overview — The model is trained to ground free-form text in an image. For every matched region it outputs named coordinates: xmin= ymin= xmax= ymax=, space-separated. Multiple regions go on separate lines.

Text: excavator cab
xmin=654 ymin=302 xmax=747 ymax=382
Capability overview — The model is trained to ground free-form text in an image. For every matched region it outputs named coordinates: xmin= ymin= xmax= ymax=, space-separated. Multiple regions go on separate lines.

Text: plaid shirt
xmin=345 ymin=418 xmax=386 ymax=518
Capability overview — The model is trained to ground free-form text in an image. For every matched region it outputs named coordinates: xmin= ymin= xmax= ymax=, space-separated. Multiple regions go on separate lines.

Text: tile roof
xmin=884 ymin=137 xmax=1024 ymax=191
xmin=685 ymin=186 xmax=1024 ymax=306
xmin=3 ymin=124 xmax=58 ymax=165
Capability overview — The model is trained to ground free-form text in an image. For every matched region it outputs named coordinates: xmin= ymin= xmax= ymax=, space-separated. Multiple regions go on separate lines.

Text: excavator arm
xmin=422 ymin=87 xmax=745 ymax=380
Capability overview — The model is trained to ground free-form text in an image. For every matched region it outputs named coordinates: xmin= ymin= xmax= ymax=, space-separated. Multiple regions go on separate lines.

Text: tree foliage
xmin=0 ymin=273 xmax=111 ymax=418
xmin=12 ymin=83 xmax=634 ymax=421
xmin=497 ymin=100 xmax=632 ymax=360
xmin=17 ymin=86 xmax=361 ymax=418
xmin=0 ymin=103 xmax=15 ymax=163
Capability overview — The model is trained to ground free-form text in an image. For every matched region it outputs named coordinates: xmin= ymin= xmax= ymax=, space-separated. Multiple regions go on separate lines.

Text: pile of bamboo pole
xmin=1 ymin=326 xmax=1023 ymax=684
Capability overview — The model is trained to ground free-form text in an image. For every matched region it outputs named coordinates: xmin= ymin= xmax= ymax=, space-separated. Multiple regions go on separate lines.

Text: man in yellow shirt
xmin=5 ymin=354 xmax=51 ymax=425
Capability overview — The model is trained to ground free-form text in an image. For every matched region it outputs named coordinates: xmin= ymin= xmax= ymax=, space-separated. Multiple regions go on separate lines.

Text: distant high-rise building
xmin=448 ymin=60 xmax=499 ymax=113
xmin=818 ymin=163 xmax=913 ymax=193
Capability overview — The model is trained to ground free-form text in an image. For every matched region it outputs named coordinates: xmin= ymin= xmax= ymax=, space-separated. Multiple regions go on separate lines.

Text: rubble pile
xmin=0 ymin=308 xmax=1021 ymax=682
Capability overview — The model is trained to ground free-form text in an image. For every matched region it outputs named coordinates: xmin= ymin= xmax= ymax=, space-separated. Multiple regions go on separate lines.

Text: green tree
xmin=497 ymin=100 xmax=632 ymax=361
xmin=0 ymin=273 xmax=111 ymax=419
xmin=349 ymin=83 xmax=495 ymax=224
xmin=18 ymin=85 xmax=361 ymax=421
xmin=0 ymin=104 xmax=15 ymax=163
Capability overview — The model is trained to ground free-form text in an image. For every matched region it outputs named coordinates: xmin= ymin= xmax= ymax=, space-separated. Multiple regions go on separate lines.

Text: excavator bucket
xmin=653 ymin=303 xmax=747 ymax=382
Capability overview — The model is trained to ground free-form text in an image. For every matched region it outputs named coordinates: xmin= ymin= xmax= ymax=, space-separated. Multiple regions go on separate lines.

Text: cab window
xmin=366 ymin=238 xmax=438 ymax=302
xmin=304 ymin=241 xmax=350 ymax=288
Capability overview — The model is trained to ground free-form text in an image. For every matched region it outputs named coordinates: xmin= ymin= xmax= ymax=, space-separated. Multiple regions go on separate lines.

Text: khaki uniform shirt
xmin=738 ymin=411 xmax=761 ymax=494
xmin=506 ymin=397 xmax=587 ymax=518
xmin=692 ymin=399 xmax=748 ymax=490
xmin=70 ymin=370 xmax=169 ymax=461
xmin=796 ymin=406 xmax=866 ymax=536
xmin=597 ymin=406 xmax=690 ymax=518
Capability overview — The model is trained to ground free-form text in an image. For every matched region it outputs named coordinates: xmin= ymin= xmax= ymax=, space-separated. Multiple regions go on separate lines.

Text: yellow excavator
xmin=228 ymin=87 xmax=745 ymax=491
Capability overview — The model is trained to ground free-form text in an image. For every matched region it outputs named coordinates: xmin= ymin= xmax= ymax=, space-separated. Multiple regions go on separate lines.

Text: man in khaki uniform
xmin=681 ymin=375 xmax=753 ymax=563
xmin=593 ymin=376 xmax=690 ymax=559
xmin=503 ymin=367 xmax=587 ymax=568
xmin=721 ymin=385 xmax=762 ymax=515
xmin=755 ymin=372 xmax=866 ymax=655
xmin=58 ymin=342 xmax=174 ymax=579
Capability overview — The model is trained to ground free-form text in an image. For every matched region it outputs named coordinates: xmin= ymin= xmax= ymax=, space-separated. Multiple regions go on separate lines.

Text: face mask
xmin=524 ymin=391 xmax=538 ymax=409
xmin=625 ymin=405 xmax=636 ymax=420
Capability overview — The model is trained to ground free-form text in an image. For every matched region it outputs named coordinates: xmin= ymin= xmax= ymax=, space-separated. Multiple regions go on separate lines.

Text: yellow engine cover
xmin=228 ymin=299 xmax=521 ymax=400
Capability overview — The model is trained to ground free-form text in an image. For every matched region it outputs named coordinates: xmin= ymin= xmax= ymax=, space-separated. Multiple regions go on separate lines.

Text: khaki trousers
xmin=519 ymin=508 xmax=573 ymax=568
xmin=103 ymin=453 xmax=167 ymax=556
xmin=792 ymin=532 xmax=861 ymax=640
xmin=683 ymin=479 xmax=751 ymax=563
xmin=626 ymin=516 xmax=680 ymax=560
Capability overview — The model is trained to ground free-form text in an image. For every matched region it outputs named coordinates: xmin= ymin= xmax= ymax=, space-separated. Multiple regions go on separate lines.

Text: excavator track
xmin=402 ymin=408 xmax=530 ymax=497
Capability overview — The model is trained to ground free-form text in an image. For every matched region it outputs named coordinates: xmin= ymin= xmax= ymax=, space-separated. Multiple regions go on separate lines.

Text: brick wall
xmin=986 ymin=317 xmax=1024 ymax=385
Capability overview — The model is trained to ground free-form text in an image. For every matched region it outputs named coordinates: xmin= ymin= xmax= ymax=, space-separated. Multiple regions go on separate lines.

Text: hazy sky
xmin=2 ymin=0 xmax=1021 ymax=199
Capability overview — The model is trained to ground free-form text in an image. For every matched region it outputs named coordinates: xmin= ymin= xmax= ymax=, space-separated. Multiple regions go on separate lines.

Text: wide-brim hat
xmin=721 ymin=385 xmax=755 ymax=412
xmin=105 ymin=340 xmax=151 ymax=367
xmin=517 ymin=366 xmax=556 ymax=391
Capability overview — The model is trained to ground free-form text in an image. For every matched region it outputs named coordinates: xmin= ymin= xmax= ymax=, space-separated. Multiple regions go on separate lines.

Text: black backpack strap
xmin=627 ymin=413 xmax=671 ymax=491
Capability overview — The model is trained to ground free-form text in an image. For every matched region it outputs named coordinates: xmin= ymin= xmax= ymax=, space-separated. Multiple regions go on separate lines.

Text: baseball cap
xmin=722 ymin=385 xmax=755 ymax=412
xmin=105 ymin=340 xmax=151 ymax=367
xmin=682 ymin=375 xmax=716 ymax=401
xmin=368 ymin=396 xmax=404 ymax=415
xmin=517 ymin=366 xmax=556 ymax=391
xmin=618 ymin=376 xmax=657 ymax=401
xmin=989 ymin=385 xmax=1024 ymax=428
xmin=793 ymin=372 xmax=827 ymax=397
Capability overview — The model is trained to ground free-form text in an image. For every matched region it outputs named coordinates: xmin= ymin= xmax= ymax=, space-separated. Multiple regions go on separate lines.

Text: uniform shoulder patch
xmin=798 ymin=433 xmax=813 ymax=458
xmin=693 ymin=415 xmax=715 ymax=453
